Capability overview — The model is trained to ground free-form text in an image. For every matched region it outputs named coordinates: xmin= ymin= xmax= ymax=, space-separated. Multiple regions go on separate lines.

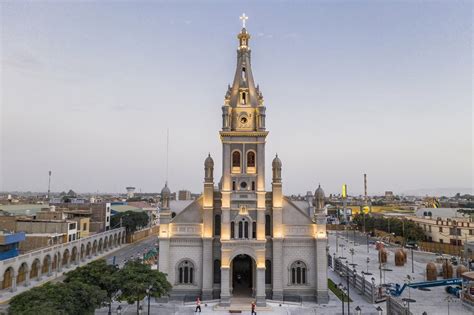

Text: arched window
xmin=238 ymin=221 xmax=243 ymax=238
xmin=232 ymin=181 xmax=236 ymax=191
xmin=242 ymin=67 xmax=246 ymax=81
xmin=214 ymin=215 xmax=221 ymax=236
xmin=213 ymin=260 xmax=221 ymax=284
xmin=265 ymin=214 xmax=272 ymax=236
xmin=171 ymin=212 xmax=176 ymax=218
xmin=232 ymin=151 xmax=241 ymax=168
xmin=244 ymin=221 xmax=249 ymax=238
xmin=252 ymin=181 xmax=255 ymax=191
xmin=231 ymin=222 xmax=235 ymax=238
xmin=241 ymin=92 xmax=247 ymax=104
xmin=247 ymin=152 xmax=255 ymax=167
xmin=265 ymin=260 xmax=272 ymax=284
xmin=290 ymin=261 xmax=307 ymax=285
xmin=178 ymin=260 xmax=194 ymax=284
xmin=252 ymin=221 xmax=257 ymax=239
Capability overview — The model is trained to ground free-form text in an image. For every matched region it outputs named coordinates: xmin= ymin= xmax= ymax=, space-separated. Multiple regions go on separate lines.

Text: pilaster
xmin=220 ymin=267 xmax=231 ymax=306
xmin=201 ymin=238 xmax=213 ymax=300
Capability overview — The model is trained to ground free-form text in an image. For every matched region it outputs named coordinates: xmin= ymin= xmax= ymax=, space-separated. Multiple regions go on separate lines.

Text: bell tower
xmin=219 ymin=16 xmax=268 ymax=307
xmin=220 ymin=23 xmax=268 ymax=241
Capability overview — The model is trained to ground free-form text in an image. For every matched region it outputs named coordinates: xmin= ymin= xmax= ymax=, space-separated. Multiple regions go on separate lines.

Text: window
xmin=69 ymin=223 xmax=76 ymax=230
xmin=265 ymin=260 xmax=272 ymax=284
xmin=238 ymin=221 xmax=243 ymax=238
xmin=107 ymin=217 xmax=110 ymax=222
xmin=83 ymin=223 xmax=87 ymax=231
xmin=247 ymin=152 xmax=255 ymax=167
xmin=240 ymin=182 xmax=247 ymax=189
xmin=428 ymin=225 xmax=431 ymax=232
xmin=265 ymin=215 xmax=271 ymax=236
xmin=232 ymin=151 xmax=241 ymax=168
xmin=178 ymin=260 xmax=194 ymax=284
xmin=439 ymin=239 xmax=444 ymax=244
xmin=242 ymin=67 xmax=246 ymax=81
xmin=439 ymin=227 xmax=443 ymax=233
xmin=241 ymin=92 xmax=247 ymax=104
xmin=213 ymin=260 xmax=221 ymax=284
xmin=252 ymin=181 xmax=255 ymax=191
xmin=252 ymin=221 xmax=256 ymax=238
xmin=232 ymin=181 xmax=236 ymax=191
xmin=244 ymin=221 xmax=249 ymax=238
xmin=214 ymin=215 xmax=221 ymax=236
xmin=231 ymin=222 xmax=235 ymax=238
xmin=470 ymin=230 xmax=473 ymax=236
xmin=68 ymin=235 xmax=72 ymax=242
xmin=290 ymin=261 xmax=307 ymax=285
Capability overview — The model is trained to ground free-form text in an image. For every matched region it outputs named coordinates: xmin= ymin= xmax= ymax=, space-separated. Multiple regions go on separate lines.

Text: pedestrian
xmin=195 ymin=297 xmax=201 ymax=313
xmin=251 ymin=301 xmax=256 ymax=315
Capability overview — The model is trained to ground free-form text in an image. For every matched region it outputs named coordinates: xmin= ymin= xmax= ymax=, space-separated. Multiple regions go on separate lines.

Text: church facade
xmin=158 ymin=24 xmax=329 ymax=306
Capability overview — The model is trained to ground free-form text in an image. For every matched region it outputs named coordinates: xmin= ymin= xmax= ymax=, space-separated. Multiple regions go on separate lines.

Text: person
xmin=195 ymin=297 xmax=201 ymax=313
xmin=251 ymin=301 xmax=256 ymax=315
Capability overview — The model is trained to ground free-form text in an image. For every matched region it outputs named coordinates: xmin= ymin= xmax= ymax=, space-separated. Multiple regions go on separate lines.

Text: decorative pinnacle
xmin=240 ymin=13 xmax=248 ymax=28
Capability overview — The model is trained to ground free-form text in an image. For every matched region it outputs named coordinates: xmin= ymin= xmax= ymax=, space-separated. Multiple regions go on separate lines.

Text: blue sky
xmin=1 ymin=1 xmax=472 ymax=195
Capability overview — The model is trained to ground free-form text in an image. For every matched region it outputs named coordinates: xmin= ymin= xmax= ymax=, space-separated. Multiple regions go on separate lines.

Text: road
xmin=104 ymin=235 xmax=158 ymax=267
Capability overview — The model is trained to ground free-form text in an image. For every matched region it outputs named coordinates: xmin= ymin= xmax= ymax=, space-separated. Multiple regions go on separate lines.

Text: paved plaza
xmin=328 ymin=230 xmax=471 ymax=315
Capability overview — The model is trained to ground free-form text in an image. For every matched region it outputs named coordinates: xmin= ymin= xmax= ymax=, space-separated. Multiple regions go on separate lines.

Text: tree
xmin=111 ymin=211 xmax=149 ymax=232
xmin=9 ymin=282 xmax=106 ymax=315
xmin=64 ymin=260 xmax=120 ymax=315
xmin=117 ymin=260 xmax=171 ymax=314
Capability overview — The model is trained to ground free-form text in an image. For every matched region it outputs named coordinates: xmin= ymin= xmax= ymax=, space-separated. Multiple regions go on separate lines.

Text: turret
xmin=160 ymin=183 xmax=171 ymax=210
xmin=204 ymin=154 xmax=214 ymax=182
xmin=314 ymin=185 xmax=325 ymax=211
xmin=272 ymin=154 xmax=282 ymax=183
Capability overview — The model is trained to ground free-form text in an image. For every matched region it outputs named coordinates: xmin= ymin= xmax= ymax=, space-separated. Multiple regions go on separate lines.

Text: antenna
xmin=47 ymin=170 xmax=52 ymax=202
xmin=166 ymin=128 xmax=169 ymax=184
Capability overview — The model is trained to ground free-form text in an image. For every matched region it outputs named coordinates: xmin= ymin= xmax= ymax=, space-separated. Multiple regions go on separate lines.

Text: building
xmin=178 ymin=190 xmax=192 ymax=201
xmin=158 ymin=24 xmax=328 ymax=306
xmin=0 ymin=231 xmax=25 ymax=260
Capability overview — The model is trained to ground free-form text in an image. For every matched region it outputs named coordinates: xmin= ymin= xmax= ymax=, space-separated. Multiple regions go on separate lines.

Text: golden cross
xmin=240 ymin=13 xmax=248 ymax=28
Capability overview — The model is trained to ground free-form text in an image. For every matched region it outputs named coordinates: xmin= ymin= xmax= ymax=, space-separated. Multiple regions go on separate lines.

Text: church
xmin=158 ymin=18 xmax=329 ymax=306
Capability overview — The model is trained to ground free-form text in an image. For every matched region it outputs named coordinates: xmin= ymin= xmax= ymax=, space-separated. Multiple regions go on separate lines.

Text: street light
xmin=146 ymin=285 xmax=152 ymax=315
xmin=338 ymin=283 xmax=345 ymax=315
xmin=116 ymin=305 xmax=122 ymax=315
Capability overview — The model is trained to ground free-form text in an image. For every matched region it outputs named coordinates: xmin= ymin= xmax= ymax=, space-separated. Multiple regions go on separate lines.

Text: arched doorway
xmin=231 ymin=254 xmax=254 ymax=297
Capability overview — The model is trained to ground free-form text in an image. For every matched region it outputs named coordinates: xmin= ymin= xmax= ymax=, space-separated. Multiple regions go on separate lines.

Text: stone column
xmin=256 ymin=142 xmax=266 ymax=241
xmin=315 ymin=237 xmax=329 ymax=303
xmin=11 ymin=273 xmax=17 ymax=292
xmin=220 ymin=267 xmax=231 ymax=306
xmin=201 ymin=238 xmax=213 ymax=300
xmin=37 ymin=264 xmax=43 ymax=281
xmin=272 ymin=238 xmax=283 ymax=300
xmin=24 ymin=269 xmax=30 ymax=287
xmin=256 ymin=266 xmax=266 ymax=306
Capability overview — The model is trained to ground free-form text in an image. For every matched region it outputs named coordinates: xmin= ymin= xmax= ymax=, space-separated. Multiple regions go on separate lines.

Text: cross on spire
xmin=240 ymin=13 xmax=248 ymax=28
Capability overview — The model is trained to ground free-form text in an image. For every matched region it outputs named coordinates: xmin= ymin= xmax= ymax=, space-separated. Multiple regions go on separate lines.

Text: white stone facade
xmin=158 ymin=25 xmax=329 ymax=306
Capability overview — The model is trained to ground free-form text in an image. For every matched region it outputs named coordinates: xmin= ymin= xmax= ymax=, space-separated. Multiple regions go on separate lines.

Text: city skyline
xmin=1 ymin=1 xmax=472 ymax=195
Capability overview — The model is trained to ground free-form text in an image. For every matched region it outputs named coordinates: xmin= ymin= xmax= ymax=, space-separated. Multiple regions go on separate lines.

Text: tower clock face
xmin=239 ymin=114 xmax=250 ymax=128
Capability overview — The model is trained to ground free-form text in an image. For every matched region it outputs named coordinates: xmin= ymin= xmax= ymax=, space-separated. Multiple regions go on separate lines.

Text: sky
xmin=1 ymin=1 xmax=472 ymax=196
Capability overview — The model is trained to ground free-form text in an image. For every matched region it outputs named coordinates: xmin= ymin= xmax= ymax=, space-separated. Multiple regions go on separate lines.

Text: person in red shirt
xmin=251 ymin=301 xmax=256 ymax=315
xmin=195 ymin=297 xmax=201 ymax=313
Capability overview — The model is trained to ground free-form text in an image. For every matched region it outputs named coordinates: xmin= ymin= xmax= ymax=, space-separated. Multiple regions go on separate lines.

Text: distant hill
xmin=401 ymin=187 xmax=473 ymax=197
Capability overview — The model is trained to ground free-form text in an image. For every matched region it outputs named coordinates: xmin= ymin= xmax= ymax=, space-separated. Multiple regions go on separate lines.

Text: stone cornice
xmin=219 ymin=131 xmax=269 ymax=139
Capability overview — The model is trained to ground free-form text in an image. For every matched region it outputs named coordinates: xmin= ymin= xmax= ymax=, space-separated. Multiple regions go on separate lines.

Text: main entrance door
xmin=232 ymin=254 xmax=253 ymax=297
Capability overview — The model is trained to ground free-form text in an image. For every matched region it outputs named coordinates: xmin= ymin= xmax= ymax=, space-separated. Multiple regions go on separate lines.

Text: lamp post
xmin=338 ymin=283 xmax=345 ymax=315
xmin=346 ymin=261 xmax=351 ymax=315
xmin=366 ymin=233 xmax=369 ymax=253
xmin=146 ymin=286 xmax=152 ymax=315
